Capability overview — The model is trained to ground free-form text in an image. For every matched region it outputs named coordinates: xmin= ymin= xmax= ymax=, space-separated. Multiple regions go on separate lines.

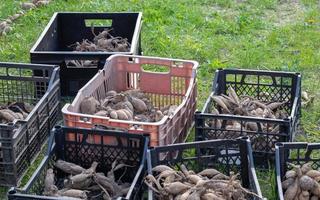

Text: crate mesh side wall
xmin=0 ymin=66 xmax=58 ymax=186
xmin=9 ymin=128 xmax=146 ymax=200
xmin=196 ymin=114 xmax=289 ymax=155
xmin=221 ymin=72 xmax=297 ymax=115
xmin=61 ymin=129 xmax=146 ymax=196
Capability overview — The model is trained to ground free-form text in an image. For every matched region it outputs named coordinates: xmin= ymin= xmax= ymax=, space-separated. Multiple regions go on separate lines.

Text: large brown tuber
xmin=80 ymin=96 xmax=100 ymax=115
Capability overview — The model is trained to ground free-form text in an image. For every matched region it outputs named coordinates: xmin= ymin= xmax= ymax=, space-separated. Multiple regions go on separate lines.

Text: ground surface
xmin=0 ymin=0 xmax=320 ymax=199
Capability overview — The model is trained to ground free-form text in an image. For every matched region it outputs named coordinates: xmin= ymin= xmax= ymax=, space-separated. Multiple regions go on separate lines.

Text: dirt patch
xmin=203 ymin=4 xmax=240 ymax=21
xmin=263 ymin=1 xmax=306 ymax=27
xmin=204 ymin=1 xmax=306 ymax=27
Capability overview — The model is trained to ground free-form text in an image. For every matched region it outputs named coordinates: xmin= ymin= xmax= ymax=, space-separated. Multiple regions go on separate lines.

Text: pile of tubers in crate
xmin=282 ymin=162 xmax=320 ymax=200
xmin=44 ymin=159 xmax=133 ymax=199
xmin=0 ymin=102 xmax=33 ymax=123
xmin=74 ymin=28 xmax=130 ymax=52
xmin=80 ymin=89 xmax=177 ymax=122
xmin=145 ymin=164 xmax=260 ymax=200
xmin=67 ymin=28 xmax=130 ymax=68
xmin=208 ymin=86 xmax=288 ymax=133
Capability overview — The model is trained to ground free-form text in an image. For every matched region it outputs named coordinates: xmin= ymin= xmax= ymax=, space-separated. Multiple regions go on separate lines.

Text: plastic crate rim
xmin=105 ymin=54 xmax=199 ymax=72
xmin=0 ymin=62 xmax=58 ymax=69
xmin=150 ymin=136 xmax=250 ymax=154
xmin=215 ymin=68 xmax=301 ymax=76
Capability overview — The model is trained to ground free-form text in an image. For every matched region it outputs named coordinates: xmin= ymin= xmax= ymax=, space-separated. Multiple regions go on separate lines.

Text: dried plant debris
xmin=145 ymin=164 xmax=261 ymax=200
xmin=67 ymin=28 xmax=130 ymax=68
xmin=79 ymin=89 xmax=177 ymax=122
xmin=44 ymin=159 xmax=133 ymax=199
xmin=1 ymin=0 xmax=52 ymax=36
xmin=281 ymin=162 xmax=320 ymax=200
xmin=0 ymin=102 xmax=34 ymax=123
xmin=302 ymin=91 xmax=314 ymax=108
xmin=21 ymin=0 xmax=52 ymax=10
xmin=207 ymin=86 xmax=288 ymax=132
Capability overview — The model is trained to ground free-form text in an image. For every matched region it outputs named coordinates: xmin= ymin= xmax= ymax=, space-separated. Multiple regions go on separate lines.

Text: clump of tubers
xmin=79 ymin=89 xmax=177 ymax=122
xmin=209 ymin=86 xmax=289 ymax=126
xmin=207 ymin=86 xmax=289 ymax=151
xmin=145 ymin=164 xmax=261 ymax=200
xmin=0 ymin=102 xmax=34 ymax=123
xmin=44 ymin=159 xmax=133 ymax=199
xmin=66 ymin=28 xmax=130 ymax=68
xmin=281 ymin=162 xmax=320 ymax=200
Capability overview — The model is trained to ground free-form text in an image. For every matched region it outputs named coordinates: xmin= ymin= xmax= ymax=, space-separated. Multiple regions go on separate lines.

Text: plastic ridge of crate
xmin=275 ymin=142 xmax=320 ymax=200
xmin=7 ymin=125 xmax=149 ymax=200
xmin=0 ymin=62 xmax=60 ymax=186
xmin=30 ymin=12 xmax=143 ymax=96
xmin=195 ymin=68 xmax=301 ymax=167
xmin=62 ymin=54 xmax=198 ymax=147
xmin=146 ymin=136 xmax=264 ymax=200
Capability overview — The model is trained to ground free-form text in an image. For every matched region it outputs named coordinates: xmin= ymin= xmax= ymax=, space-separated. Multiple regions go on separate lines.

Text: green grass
xmin=0 ymin=1 xmax=24 ymax=20
xmin=1 ymin=0 xmax=320 ymax=199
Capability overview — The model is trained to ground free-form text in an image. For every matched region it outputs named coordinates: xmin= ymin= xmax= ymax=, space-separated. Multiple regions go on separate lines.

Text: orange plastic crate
xmin=62 ymin=55 xmax=198 ymax=146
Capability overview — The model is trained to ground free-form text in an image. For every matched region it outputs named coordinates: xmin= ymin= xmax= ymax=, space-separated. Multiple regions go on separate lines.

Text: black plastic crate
xmin=275 ymin=142 xmax=320 ymax=200
xmin=8 ymin=126 xmax=149 ymax=200
xmin=147 ymin=137 xmax=263 ymax=200
xmin=195 ymin=68 xmax=301 ymax=166
xmin=0 ymin=62 xmax=60 ymax=186
xmin=31 ymin=12 xmax=142 ymax=97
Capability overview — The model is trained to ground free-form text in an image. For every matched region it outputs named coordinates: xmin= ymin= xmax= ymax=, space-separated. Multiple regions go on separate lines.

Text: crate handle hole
xmin=7 ymin=68 xmax=31 ymax=77
xmin=85 ymin=19 xmax=113 ymax=27
xmin=79 ymin=116 xmax=90 ymax=122
xmin=141 ymin=64 xmax=170 ymax=74
xmin=173 ymin=61 xmax=184 ymax=67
